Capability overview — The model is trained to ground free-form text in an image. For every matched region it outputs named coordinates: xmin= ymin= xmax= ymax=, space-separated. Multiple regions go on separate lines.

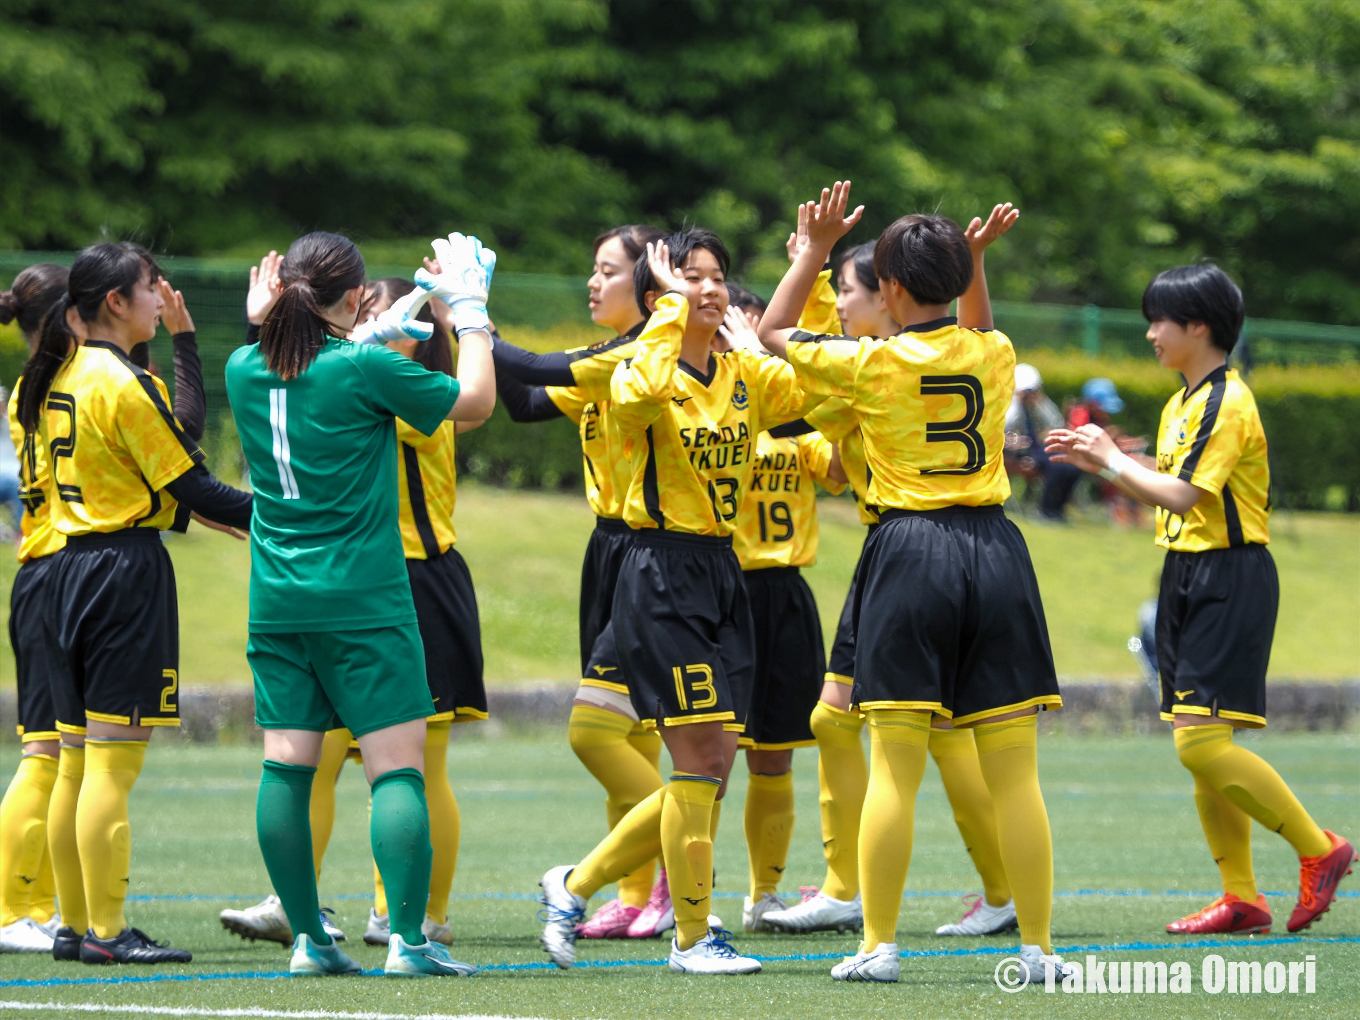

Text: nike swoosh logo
xmin=1174 ymin=690 xmax=1194 ymax=701
xmin=592 ymin=666 xmax=617 ymax=676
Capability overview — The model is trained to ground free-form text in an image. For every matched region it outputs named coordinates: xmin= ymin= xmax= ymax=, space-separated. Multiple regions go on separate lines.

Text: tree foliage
xmin=2 ymin=0 xmax=1358 ymax=321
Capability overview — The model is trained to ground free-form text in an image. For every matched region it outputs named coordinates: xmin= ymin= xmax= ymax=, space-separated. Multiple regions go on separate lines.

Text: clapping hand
xmin=247 ymin=251 xmax=283 ymax=325
xmin=717 ymin=305 xmax=765 ymax=354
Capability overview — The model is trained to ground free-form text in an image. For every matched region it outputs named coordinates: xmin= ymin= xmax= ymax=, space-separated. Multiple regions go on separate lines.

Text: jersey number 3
xmin=269 ymin=389 xmax=301 ymax=500
xmin=920 ymin=375 xmax=985 ymax=476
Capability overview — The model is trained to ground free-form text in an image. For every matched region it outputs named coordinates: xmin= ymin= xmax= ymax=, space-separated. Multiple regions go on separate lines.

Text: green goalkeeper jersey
xmin=226 ymin=337 xmax=460 ymax=633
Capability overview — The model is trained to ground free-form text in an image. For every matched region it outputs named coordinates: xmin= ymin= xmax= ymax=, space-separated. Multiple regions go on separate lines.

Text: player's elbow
xmin=452 ymin=383 xmax=496 ymax=422
xmin=1163 ymin=482 xmax=1206 ymax=516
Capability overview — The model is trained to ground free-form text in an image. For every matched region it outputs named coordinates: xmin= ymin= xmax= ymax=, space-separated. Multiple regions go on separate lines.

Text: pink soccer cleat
xmin=575 ymin=898 xmax=642 ymax=939
xmin=626 ymin=869 xmax=675 ymax=939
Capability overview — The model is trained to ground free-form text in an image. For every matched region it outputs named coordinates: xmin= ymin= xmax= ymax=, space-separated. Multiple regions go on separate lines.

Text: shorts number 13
xmin=672 ymin=663 xmax=718 ymax=711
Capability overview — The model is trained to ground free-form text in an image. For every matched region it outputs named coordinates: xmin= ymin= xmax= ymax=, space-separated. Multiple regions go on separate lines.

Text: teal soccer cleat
xmin=384 ymin=933 xmax=478 ymax=977
xmin=288 ymin=933 xmax=362 ymax=976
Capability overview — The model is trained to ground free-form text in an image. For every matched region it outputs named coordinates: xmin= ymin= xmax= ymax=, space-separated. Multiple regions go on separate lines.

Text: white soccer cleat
xmin=1018 ymin=943 xmax=1075 ymax=984
xmin=363 ymin=909 xmax=390 ymax=946
xmin=707 ymin=912 xmax=724 ymax=931
xmin=668 ymin=930 xmax=761 ymax=974
xmin=319 ymin=907 xmax=346 ymax=943
xmin=0 ymin=917 xmax=55 ymax=953
xmin=384 ymin=934 xmax=477 ymax=977
xmin=219 ymin=894 xmax=292 ymax=946
xmin=35 ymin=915 xmax=61 ymax=939
xmin=422 ymin=916 xmax=454 ymax=946
xmin=830 ymin=941 xmax=900 ymax=982
xmin=935 ymin=894 xmax=1018 ymax=936
xmin=762 ymin=887 xmax=863 ymax=934
xmin=288 ymin=932 xmax=362 ymax=976
xmin=743 ymin=893 xmax=788 ymax=932
xmin=537 ymin=865 xmax=586 ymax=969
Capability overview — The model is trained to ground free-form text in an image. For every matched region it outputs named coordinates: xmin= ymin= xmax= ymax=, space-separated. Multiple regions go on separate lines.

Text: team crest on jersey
xmin=731 ymin=380 xmax=749 ymax=410
xmin=1177 ymin=418 xmax=1188 ymax=444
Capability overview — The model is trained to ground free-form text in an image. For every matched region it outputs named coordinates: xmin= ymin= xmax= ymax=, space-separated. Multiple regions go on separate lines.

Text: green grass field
xmin=1 ymin=484 xmax=1354 ymax=691
xmin=0 ymin=731 xmax=1355 ymax=1019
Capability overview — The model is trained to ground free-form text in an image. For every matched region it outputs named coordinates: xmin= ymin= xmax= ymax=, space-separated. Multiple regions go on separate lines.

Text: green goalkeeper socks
xmin=257 ymin=760 xmax=328 ymax=945
xmin=370 ymin=767 xmax=432 ymax=946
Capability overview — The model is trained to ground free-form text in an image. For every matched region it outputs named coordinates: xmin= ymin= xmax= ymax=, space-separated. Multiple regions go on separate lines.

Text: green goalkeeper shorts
xmin=248 ymin=624 xmax=435 ymax=737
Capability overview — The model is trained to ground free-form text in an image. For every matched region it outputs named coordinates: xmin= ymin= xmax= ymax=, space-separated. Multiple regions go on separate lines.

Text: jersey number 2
xmin=920 ymin=375 xmax=985 ymax=475
xmin=47 ymin=392 xmax=83 ymax=503
xmin=269 ymin=389 xmax=301 ymax=500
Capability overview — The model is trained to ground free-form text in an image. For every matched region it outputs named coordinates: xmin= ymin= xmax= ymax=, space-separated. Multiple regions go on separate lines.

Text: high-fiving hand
xmin=427 ymin=233 xmax=497 ymax=333
xmin=247 ymin=251 xmax=283 ymax=325
xmin=802 ymin=181 xmax=865 ymax=254
xmin=965 ymin=203 xmax=1020 ymax=256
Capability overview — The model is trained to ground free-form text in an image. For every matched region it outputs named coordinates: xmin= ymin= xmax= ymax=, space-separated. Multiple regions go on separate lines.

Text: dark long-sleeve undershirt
xmin=166 ymin=465 xmax=253 ymax=530
xmin=492 ymin=339 xmax=577 ymax=387
xmin=496 ymin=365 xmax=565 ymax=423
xmin=129 ymin=332 xmax=208 ymax=441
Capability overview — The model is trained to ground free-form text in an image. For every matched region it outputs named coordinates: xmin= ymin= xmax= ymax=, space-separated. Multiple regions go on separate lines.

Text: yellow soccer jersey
xmin=733 ymin=430 xmax=844 ymax=570
xmin=787 ymin=318 xmax=1015 ymax=511
xmin=397 ymin=417 xmax=458 ymax=559
xmin=8 ymin=381 xmax=65 ymax=562
xmin=40 ymin=340 xmax=201 ymax=536
xmin=799 ymin=269 xmax=841 ymax=334
xmin=611 ymin=293 xmax=818 ymax=536
xmin=544 ymin=388 xmax=632 ymax=520
xmin=1154 ymin=365 xmax=1270 ymax=552
xmin=806 ymin=397 xmax=878 ymax=525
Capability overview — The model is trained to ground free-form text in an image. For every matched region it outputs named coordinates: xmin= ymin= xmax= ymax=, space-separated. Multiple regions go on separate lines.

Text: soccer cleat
xmin=289 ymin=933 xmax=362 ymax=976
xmin=80 ymin=927 xmax=192 ymax=965
xmin=319 ymin=907 xmax=346 ymax=942
xmin=51 ymin=925 xmax=82 ymax=962
xmin=1018 ymin=943 xmax=1076 ymax=984
xmin=0 ymin=917 xmax=55 ymax=953
xmin=35 ymin=914 xmax=61 ymax=939
xmin=363 ymin=910 xmax=390 ymax=946
xmin=762 ymin=886 xmax=862 ymax=934
xmin=831 ymin=941 xmax=900 ymax=982
xmin=219 ymin=894 xmax=292 ymax=946
xmin=423 ymin=916 xmax=454 ymax=946
xmin=707 ymin=912 xmax=724 ymax=931
xmin=576 ymin=898 xmax=641 ymax=939
xmin=742 ymin=893 xmax=787 ymax=932
xmin=668 ymin=929 xmax=761 ymax=974
xmin=935 ymin=894 xmax=1019 ymax=936
xmin=537 ymin=865 xmax=586 ymax=969
xmin=626 ymin=869 xmax=674 ymax=939
xmin=384 ymin=933 xmax=478 ymax=977
xmin=1288 ymin=830 xmax=1357 ymax=933
xmin=1166 ymin=893 xmax=1272 ymax=935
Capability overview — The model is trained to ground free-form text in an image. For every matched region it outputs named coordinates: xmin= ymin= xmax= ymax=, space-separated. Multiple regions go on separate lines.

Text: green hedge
xmin=456 ymin=404 xmax=583 ymax=491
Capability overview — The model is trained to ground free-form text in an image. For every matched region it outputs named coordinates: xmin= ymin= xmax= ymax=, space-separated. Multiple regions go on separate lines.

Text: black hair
xmin=0 ymin=264 xmax=70 ymax=341
xmin=593 ymin=224 xmax=667 ymax=263
xmin=726 ymin=283 xmax=767 ymax=316
xmin=361 ymin=278 xmax=454 ymax=377
xmin=1141 ymin=264 xmax=1244 ymax=353
xmin=18 ymin=243 xmax=160 ymax=432
xmin=633 ymin=228 xmax=731 ymax=316
xmin=873 ymin=214 xmax=973 ymax=305
xmin=260 ymin=231 xmax=366 ymax=381
xmin=835 ymin=242 xmax=879 ymax=292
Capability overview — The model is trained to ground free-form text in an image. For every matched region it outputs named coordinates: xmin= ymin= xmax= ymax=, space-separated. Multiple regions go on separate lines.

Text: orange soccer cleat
xmin=1287 ymin=830 xmax=1357 ymax=933
xmin=1166 ymin=893 xmax=1272 ymax=935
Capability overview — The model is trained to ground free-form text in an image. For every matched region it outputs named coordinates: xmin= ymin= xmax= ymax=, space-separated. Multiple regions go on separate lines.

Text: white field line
xmin=0 ymin=1003 xmax=560 ymax=1020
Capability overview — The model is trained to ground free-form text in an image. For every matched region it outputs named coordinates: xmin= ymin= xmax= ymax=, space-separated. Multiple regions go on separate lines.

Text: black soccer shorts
xmin=740 ymin=566 xmax=824 ymax=749
xmin=10 ymin=553 xmax=62 ymax=742
xmin=408 ymin=546 xmax=487 ymax=723
xmin=1156 ymin=544 xmax=1276 ymax=728
xmin=826 ymin=524 xmax=877 ymax=687
xmin=578 ymin=517 xmax=634 ymax=676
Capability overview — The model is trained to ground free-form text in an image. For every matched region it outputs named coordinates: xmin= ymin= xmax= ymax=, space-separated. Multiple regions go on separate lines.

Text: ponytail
xmin=0 ymin=263 xmax=70 ymax=339
xmin=260 ymin=232 xmax=365 ymax=381
xmin=17 ymin=243 xmax=157 ymax=432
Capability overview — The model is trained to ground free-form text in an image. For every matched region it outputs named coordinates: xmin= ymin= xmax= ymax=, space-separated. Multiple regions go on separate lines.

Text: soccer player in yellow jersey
xmin=537 ymin=231 xmax=818 ymax=975
xmin=16 ymin=243 xmax=251 ymax=966
xmin=1046 ymin=263 xmax=1355 ymax=937
xmin=493 ymin=226 xmax=677 ymax=940
xmin=759 ymin=183 xmax=1069 ymax=983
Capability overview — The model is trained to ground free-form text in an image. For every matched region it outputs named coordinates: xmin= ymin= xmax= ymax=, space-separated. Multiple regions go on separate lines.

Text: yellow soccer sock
xmin=710 ymin=797 xmax=723 ymax=839
xmin=661 ymin=774 xmax=719 ymax=950
xmin=0 ymin=753 xmax=58 ymax=926
xmin=568 ymin=706 xmax=664 ymax=907
xmin=929 ymin=726 xmax=1011 ymax=906
xmin=423 ymin=720 xmax=459 ymax=926
xmin=47 ymin=745 xmax=87 ymax=933
xmin=859 ymin=710 xmax=930 ymax=951
xmin=1174 ymin=725 xmax=1330 ymax=859
xmin=567 ymin=788 xmax=666 ymax=900
xmin=810 ymin=701 xmax=867 ymax=901
xmin=974 ymin=716 xmax=1053 ymax=954
xmin=29 ymin=840 xmax=56 ymax=925
xmin=745 ymin=772 xmax=795 ymax=900
xmin=1193 ymin=774 xmax=1257 ymax=901
xmin=310 ymin=728 xmax=351 ymax=880
xmin=77 ymin=740 xmax=146 ymax=939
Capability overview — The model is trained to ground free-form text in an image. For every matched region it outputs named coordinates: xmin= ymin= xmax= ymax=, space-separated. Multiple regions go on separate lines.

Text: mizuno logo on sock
xmin=672 ymin=397 xmax=692 ymax=406
xmin=772 ymin=866 xmax=785 ymax=874
xmin=682 ymin=897 xmax=704 ymax=906
xmin=18 ymin=875 xmax=35 ymax=884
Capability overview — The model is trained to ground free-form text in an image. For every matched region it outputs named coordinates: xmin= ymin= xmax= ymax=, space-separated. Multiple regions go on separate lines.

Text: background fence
xmin=4 ymin=250 xmax=1359 ymax=509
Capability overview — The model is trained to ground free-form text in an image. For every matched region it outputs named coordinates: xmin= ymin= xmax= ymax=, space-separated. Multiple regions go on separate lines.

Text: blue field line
xmin=129 ymin=888 xmax=1359 ymax=904
xmin=2 ymin=934 xmax=1357 ymax=990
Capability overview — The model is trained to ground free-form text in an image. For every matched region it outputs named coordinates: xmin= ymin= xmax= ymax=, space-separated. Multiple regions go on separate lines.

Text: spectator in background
xmin=1003 ymin=364 xmax=1078 ymax=521
xmin=1064 ymin=378 xmax=1152 ymax=527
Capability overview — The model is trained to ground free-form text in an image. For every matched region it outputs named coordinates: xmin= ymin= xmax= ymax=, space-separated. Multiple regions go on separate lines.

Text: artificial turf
xmin=0 ymin=729 xmax=1355 ymax=1019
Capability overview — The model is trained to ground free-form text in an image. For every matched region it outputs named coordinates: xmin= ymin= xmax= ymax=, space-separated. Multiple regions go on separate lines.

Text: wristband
xmin=1098 ymin=450 xmax=1134 ymax=482
xmin=456 ymin=325 xmax=492 ymax=346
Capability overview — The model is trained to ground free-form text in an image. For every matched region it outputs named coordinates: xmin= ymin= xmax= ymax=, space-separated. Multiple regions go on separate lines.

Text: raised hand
xmin=350 ymin=307 xmax=435 ymax=346
xmin=965 ymin=203 xmax=1020 ymax=255
xmin=716 ymin=305 xmax=765 ymax=353
xmin=430 ymin=233 xmax=497 ymax=333
xmin=785 ymin=201 xmax=811 ymax=264
xmin=645 ymin=240 xmax=688 ymax=296
xmin=247 ymin=250 xmax=283 ymax=325
xmin=805 ymin=181 xmax=864 ymax=252
xmin=157 ymin=279 xmax=195 ymax=334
